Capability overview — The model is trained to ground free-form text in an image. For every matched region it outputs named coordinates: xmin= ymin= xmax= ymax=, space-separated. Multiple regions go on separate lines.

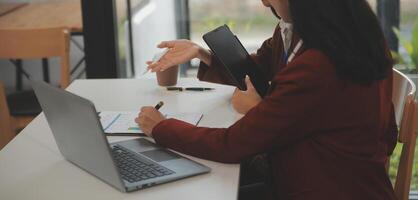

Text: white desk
xmin=0 ymin=78 xmax=241 ymax=200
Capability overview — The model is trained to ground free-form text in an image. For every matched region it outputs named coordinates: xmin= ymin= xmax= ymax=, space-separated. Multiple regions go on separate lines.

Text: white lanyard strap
xmin=287 ymin=40 xmax=303 ymax=64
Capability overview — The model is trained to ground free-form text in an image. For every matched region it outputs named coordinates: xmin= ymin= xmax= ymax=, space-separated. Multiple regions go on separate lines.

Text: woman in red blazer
xmin=137 ymin=0 xmax=398 ymax=199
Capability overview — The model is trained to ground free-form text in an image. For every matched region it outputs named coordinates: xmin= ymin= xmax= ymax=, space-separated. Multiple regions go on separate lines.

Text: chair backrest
xmin=0 ymin=82 xmax=15 ymax=150
xmin=393 ymin=69 xmax=417 ymax=142
xmin=0 ymin=27 xmax=71 ymax=88
xmin=392 ymin=69 xmax=418 ymax=200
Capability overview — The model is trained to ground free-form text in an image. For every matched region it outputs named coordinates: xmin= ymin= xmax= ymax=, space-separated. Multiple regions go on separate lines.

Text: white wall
xmin=129 ymin=0 xmax=178 ymax=77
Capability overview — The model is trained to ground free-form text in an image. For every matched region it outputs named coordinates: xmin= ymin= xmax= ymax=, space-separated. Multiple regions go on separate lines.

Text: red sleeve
xmin=153 ymin=51 xmax=334 ymax=163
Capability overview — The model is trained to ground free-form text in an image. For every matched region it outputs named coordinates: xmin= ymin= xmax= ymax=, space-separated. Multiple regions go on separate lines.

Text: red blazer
xmin=152 ymin=25 xmax=398 ymax=199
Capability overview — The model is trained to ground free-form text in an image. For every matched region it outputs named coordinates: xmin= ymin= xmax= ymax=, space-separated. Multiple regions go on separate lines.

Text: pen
xmin=154 ymin=101 xmax=164 ymax=110
xmin=142 ymin=49 xmax=170 ymax=75
xmin=185 ymin=87 xmax=215 ymax=91
xmin=166 ymin=87 xmax=215 ymax=91
xmin=166 ymin=87 xmax=183 ymax=91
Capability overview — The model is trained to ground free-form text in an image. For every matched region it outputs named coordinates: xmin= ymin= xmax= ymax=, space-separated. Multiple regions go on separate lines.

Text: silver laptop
xmin=32 ymin=81 xmax=210 ymax=192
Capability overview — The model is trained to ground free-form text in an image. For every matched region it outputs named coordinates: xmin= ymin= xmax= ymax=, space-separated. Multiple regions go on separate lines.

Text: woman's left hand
xmin=231 ymin=76 xmax=262 ymax=114
xmin=135 ymin=107 xmax=166 ymax=137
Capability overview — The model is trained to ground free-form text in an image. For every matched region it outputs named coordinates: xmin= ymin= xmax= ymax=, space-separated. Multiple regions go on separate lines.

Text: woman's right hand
xmin=147 ymin=40 xmax=211 ymax=72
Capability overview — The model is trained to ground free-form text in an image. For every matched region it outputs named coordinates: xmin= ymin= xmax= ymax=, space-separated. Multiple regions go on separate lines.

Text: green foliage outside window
xmin=389 ymin=141 xmax=418 ymax=190
xmin=392 ymin=20 xmax=418 ymax=73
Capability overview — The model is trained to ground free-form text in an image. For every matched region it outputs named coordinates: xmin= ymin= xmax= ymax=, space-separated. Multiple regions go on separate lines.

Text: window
xmin=188 ymin=0 xmax=277 ymax=73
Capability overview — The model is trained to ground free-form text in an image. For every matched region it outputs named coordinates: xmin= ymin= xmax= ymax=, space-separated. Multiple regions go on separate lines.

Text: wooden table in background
xmin=0 ymin=3 xmax=27 ymax=17
xmin=0 ymin=0 xmax=82 ymax=33
xmin=0 ymin=0 xmax=83 ymax=89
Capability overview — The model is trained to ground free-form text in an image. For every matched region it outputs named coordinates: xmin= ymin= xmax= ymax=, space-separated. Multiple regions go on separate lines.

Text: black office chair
xmin=5 ymin=88 xmax=41 ymax=132
xmin=0 ymin=82 xmax=41 ymax=149
xmin=238 ymin=156 xmax=271 ymax=200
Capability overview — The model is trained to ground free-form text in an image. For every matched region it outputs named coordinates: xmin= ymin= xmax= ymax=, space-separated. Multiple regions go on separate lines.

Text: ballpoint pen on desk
xmin=185 ymin=87 xmax=215 ymax=91
xmin=142 ymin=49 xmax=170 ymax=75
xmin=166 ymin=87 xmax=215 ymax=91
xmin=166 ymin=87 xmax=183 ymax=91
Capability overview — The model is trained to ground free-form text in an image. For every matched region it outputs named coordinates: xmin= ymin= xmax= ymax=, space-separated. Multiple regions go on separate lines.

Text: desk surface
xmin=0 ymin=78 xmax=241 ymax=200
xmin=0 ymin=0 xmax=82 ymax=33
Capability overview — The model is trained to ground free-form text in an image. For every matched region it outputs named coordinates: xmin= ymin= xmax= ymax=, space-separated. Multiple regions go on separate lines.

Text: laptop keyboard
xmin=112 ymin=145 xmax=175 ymax=183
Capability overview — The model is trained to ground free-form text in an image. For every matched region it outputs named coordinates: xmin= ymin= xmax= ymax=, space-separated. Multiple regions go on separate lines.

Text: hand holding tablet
xmin=203 ymin=25 xmax=269 ymax=97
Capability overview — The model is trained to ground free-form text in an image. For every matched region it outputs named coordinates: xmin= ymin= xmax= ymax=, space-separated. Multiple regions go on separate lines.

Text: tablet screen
xmin=203 ymin=25 xmax=269 ymax=96
xmin=203 ymin=25 xmax=248 ymax=89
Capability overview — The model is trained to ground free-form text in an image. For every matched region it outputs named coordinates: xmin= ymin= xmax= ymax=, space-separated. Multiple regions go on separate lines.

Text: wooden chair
xmin=0 ymin=27 xmax=70 ymax=132
xmin=0 ymin=27 xmax=71 ymax=88
xmin=392 ymin=68 xmax=418 ymax=200
xmin=0 ymin=82 xmax=15 ymax=150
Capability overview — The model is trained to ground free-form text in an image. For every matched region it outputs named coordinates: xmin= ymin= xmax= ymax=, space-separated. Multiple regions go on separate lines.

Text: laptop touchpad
xmin=141 ymin=149 xmax=180 ymax=162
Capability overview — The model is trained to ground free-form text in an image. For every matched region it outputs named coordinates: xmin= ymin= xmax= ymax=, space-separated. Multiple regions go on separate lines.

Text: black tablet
xmin=203 ymin=25 xmax=269 ymax=97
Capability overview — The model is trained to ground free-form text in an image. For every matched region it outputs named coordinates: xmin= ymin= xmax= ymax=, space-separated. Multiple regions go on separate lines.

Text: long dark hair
xmin=289 ymin=0 xmax=392 ymax=84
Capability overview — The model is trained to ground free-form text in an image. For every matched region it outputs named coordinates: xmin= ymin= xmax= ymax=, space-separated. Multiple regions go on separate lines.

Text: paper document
xmin=99 ymin=111 xmax=203 ymax=134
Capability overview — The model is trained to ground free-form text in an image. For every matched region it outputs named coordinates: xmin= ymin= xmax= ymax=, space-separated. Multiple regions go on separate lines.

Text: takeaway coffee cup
xmin=156 ymin=65 xmax=179 ymax=86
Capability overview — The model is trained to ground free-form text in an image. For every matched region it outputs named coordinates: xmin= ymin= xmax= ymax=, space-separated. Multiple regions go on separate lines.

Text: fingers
xmin=146 ymin=62 xmax=159 ymax=71
xmin=147 ymin=59 xmax=174 ymax=72
xmin=135 ymin=114 xmax=149 ymax=123
xmin=135 ymin=108 xmax=153 ymax=125
xmin=146 ymin=61 xmax=165 ymax=72
xmin=233 ymin=87 xmax=241 ymax=94
xmin=140 ymin=106 xmax=155 ymax=112
xmin=158 ymin=41 xmax=176 ymax=48
xmin=138 ymin=107 xmax=154 ymax=122
xmin=138 ymin=107 xmax=161 ymax=121
xmin=136 ymin=106 xmax=164 ymax=137
xmin=149 ymin=60 xmax=175 ymax=72
xmin=232 ymin=88 xmax=244 ymax=101
xmin=134 ymin=116 xmax=142 ymax=124
xmin=245 ymin=75 xmax=251 ymax=85
xmin=134 ymin=115 xmax=152 ymax=136
xmin=245 ymin=75 xmax=255 ymax=90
